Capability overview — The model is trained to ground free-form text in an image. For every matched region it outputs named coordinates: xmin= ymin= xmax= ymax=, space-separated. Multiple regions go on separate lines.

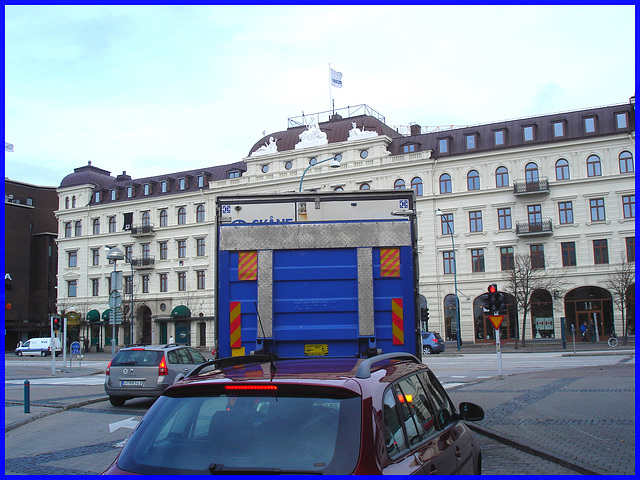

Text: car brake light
xmin=106 ymin=361 xmax=111 ymax=376
xmin=225 ymin=385 xmax=278 ymax=391
xmin=398 ymin=394 xmax=413 ymax=403
xmin=158 ymin=356 xmax=168 ymax=375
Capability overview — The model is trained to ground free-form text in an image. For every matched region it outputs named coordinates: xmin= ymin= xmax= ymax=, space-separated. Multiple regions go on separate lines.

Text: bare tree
xmin=604 ymin=252 xmax=635 ymax=346
xmin=502 ymin=254 xmax=567 ymax=348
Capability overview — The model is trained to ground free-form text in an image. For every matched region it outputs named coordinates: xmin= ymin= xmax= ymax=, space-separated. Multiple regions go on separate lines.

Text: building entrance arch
xmin=136 ymin=305 xmax=152 ymax=344
xmin=564 ymin=287 xmax=613 ymax=341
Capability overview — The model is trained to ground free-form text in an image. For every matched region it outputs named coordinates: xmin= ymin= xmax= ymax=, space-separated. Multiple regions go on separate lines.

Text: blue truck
xmin=215 ymin=190 xmax=422 ymax=359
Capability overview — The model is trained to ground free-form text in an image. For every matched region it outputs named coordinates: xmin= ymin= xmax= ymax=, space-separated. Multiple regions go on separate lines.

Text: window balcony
xmin=513 ymin=178 xmax=550 ymax=196
xmin=515 ymin=220 xmax=553 ymax=236
xmin=130 ymin=224 xmax=155 ymax=237
xmin=131 ymin=256 xmax=155 ymax=269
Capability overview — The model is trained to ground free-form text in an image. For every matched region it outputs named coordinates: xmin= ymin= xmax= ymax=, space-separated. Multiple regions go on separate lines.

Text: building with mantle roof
xmin=54 ymin=99 xmax=635 ymax=352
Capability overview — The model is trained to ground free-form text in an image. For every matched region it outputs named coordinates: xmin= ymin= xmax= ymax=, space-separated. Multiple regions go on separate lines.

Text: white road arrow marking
xmin=109 ymin=417 xmax=139 ymax=433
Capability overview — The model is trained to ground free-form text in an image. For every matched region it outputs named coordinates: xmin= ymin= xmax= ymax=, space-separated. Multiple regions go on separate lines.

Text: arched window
xmin=411 ymin=177 xmax=423 ymax=196
xmin=72 ymin=196 xmax=76 ymax=208
xmin=177 ymin=207 xmax=187 ymax=225
xmin=333 ymin=186 xmax=344 ymax=191
xmin=65 ymin=197 xmax=69 ymax=209
xmin=109 ymin=216 xmax=116 ymax=233
xmin=159 ymin=209 xmax=168 ymax=227
xmin=74 ymin=221 xmax=82 ymax=237
xmin=359 ymin=183 xmax=370 ymax=190
xmin=92 ymin=218 xmax=100 ymax=235
xmin=444 ymin=294 xmax=459 ymax=342
xmin=196 ymin=204 xmax=205 ymax=223
xmin=467 ymin=170 xmax=480 ymax=191
xmin=555 ymin=159 xmax=570 ymax=180
xmin=394 ymin=179 xmax=406 ymax=189
xmin=587 ymin=155 xmax=602 ymax=177
xmin=495 ymin=166 xmax=509 ymax=187
xmin=65 ymin=222 xmax=72 ymax=238
xmin=141 ymin=211 xmax=150 ymax=227
xmin=619 ymin=151 xmax=634 ymax=173
xmin=525 ymin=162 xmax=539 ymax=184
xmin=439 ymin=173 xmax=452 ymax=194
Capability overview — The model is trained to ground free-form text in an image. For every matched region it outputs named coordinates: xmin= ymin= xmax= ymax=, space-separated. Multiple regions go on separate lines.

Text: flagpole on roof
xmin=329 ymin=63 xmax=332 ymax=114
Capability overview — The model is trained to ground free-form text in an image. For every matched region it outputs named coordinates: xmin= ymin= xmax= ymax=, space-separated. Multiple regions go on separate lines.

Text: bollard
xmin=23 ymin=380 xmax=30 ymax=413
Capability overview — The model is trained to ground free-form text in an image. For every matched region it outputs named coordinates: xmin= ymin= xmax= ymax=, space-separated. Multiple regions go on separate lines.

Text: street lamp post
xmin=299 ymin=156 xmax=341 ymax=192
xmin=106 ymin=247 xmax=125 ymax=357
xmin=436 ymin=208 xmax=461 ymax=351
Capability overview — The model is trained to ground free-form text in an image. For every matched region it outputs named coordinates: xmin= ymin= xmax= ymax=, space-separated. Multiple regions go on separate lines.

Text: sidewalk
xmin=440 ymin=336 xmax=635 ymax=355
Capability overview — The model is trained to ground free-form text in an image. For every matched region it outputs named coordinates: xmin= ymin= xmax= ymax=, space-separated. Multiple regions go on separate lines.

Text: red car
xmin=103 ymin=352 xmax=484 ymax=475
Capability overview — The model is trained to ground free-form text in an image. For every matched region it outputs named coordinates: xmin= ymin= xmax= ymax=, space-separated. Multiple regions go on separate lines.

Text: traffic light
xmin=52 ymin=316 xmax=61 ymax=331
xmin=487 ymin=284 xmax=498 ymax=313
xmin=496 ymin=291 xmax=506 ymax=312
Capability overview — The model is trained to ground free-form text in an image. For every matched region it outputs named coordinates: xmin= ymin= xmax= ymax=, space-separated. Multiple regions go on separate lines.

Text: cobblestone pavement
xmin=448 ymin=361 xmax=635 ymax=475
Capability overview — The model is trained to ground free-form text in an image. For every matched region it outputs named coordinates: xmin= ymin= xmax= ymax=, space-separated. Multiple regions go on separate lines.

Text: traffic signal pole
xmin=50 ymin=315 xmax=56 ymax=376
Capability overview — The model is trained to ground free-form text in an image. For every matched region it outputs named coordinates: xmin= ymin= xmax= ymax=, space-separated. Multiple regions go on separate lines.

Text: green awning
xmin=171 ymin=305 xmax=191 ymax=318
xmin=102 ymin=309 xmax=111 ymax=321
xmin=86 ymin=309 xmax=100 ymax=321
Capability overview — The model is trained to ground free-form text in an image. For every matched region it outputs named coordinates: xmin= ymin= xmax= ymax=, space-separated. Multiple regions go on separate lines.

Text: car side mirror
xmin=458 ymin=402 xmax=484 ymax=422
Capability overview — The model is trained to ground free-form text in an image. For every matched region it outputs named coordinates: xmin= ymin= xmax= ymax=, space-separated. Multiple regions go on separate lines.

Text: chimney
xmin=410 ymin=124 xmax=421 ymax=136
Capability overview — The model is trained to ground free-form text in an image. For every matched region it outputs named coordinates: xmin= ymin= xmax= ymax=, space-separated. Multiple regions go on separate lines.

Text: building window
xmin=178 ymin=240 xmax=187 ymax=258
xmin=584 ymin=116 xmax=596 ymax=134
xmin=74 ymin=221 xmax=82 ymax=237
xmin=359 ymin=183 xmax=370 ymax=190
xmin=523 ymin=125 xmax=535 ymax=142
xmin=161 ymin=181 xmax=168 ymax=193
xmin=590 ymin=198 xmax=605 ymax=221
xmin=465 ymin=134 xmax=476 ymax=150
xmin=159 ymin=242 xmax=168 ymax=260
xmin=528 ymin=204 xmax=542 ymax=226
xmin=124 ymin=245 xmax=133 ymax=263
xmin=440 ymin=213 xmax=454 ymax=235
xmin=616 ymin=112 xmax=629 ymax=129
xmin=177 ymin=207 xmax=186 ymax=225
xmin=471 ymin=249 xmax=485 ymax=272
xmin=530 ymin=244 xmax=545 ymax=269
xmin=469 ymin=211 xmax=483 ymax=232
xmin=92 ymin=248 xmax=100 ymax=266
xmin=467 ymin=170 xmax=480 ymax=191
xmin=196 ymin=204 xmax=205 ymax=223
xmin=494 ymin=130 xmax=505 ymax=146
xmin=587 ymin=155 xmax=602 ymax=177
xmin=197 ymin=270 xmax=206 ymax=290
xmin=72 ymin=196 xmax=76 ymax=208
xmin=68 ymin=251 xmax=78 ymax=268
xmin=333 ymin=186 xmax=344 ymax=192
xmin=65 ymin=222 xmax=72 ymax=238
xmin=261 ymin=165 xmax=269 ymax=174
xmin=309 ymin=158 xmax=317 ymax=166
xmin=122 ymin=276 xmax=131 ymax=295
xmin=558 ymin=201 xmax=574 ymax=224
xmin=91 ymin=278 xmax=99 ymax=296
xmin=555 ymin=159 xmax=570 ymax=180
xmin=159 ymin=273 xmax=168 ymax=292
xmin=109 ymin=216 xmax=116 ymax=233
xmin=141 ymin=211 xmax=150 ymax=227
xmin=561 ymin=242 xmax=577 ymax=267
xmin=500 ymin=247 xmax=514 ymax=271
xmin=227 ymin=170 xmax=241 ymax=179
xmin=407 ymin=177 xmax=422 ymax=196
xmin=495 ymin=166 xmax=509 ymax=187
xmin=198 ymin=175 xmax=205 ymax=187
xmin=403 ymin=144 xmax=415 ymax=153
xmin=525 ymin=162 xmax=539 ymax=184
xmin=284 ymin=161 xmax=293 ymax=170
xmin=360 ymin=150 xmax=368 ymax=159
xmin=443 ymin=251 xmax=455 ymax=274
xmin=94 ymin=191 xmax=101 ymax=203
xmin=619 ymin=151 xmax=634 ymax=173
xmin=394 ymin=179 xmax=406 ymax=189
xmin=178 ymin=272 xmax=187 ymax=291
xmin=438 ymin=138 xmax=449 ymax=154
xmin=179 ymin=178 xmax=187 ymax=190
xmin=159 ymin=209 xmax=168 ymax=227
xmin=111 ymin=189 xmax=117 ymax=201
xmin=127 ymin=186 xmax=133 ymax=198
xmin=65 ymin=197 xmax=69 ymax=209
xmin=68 ymin=280 xmax=77 ymax=297
xmin=553 ymin=121 xmax=565 ymax=138
xmin=497 ymin=208 xmax=512 ymax=230
xmin=626 ymin=237 xmax=635 ymax=262
xmin=439 ymin=174 xmax=452 ymax=194
xmin=593 ymin=239 xmax=609 ymax=264
xmin=197 ymin=238 xmax=206 ymax=257
xmin=142 ymin=275 xmax=150 ymax=294
xmin=143 ymin=184 xmax=150 ymax=195
xmin=622 ymin=195 xmax=635 ymax=219
xmin=142 ymin=243 xmax=150 ymax=260
xmin=92 ymin=218 xmax=100 ymax=235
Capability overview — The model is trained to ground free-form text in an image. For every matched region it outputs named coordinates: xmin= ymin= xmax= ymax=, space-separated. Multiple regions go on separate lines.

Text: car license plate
xmin=121 ymin=380 xmax=144 ymax=387
xmin=304 ymin=344 xmax=328 ymax=356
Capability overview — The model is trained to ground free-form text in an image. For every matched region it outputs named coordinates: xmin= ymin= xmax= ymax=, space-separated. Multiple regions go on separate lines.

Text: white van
xmin=15 ymin=338 xmax=62 ymax=357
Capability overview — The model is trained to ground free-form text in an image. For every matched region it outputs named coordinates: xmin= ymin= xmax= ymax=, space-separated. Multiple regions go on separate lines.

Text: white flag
xmin=330 ymin=68 xmax=343 ymax=88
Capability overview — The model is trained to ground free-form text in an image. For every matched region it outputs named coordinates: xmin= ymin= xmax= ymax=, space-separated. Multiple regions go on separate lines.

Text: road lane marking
xmin=109 ymin=417 xmax=139 ymax=433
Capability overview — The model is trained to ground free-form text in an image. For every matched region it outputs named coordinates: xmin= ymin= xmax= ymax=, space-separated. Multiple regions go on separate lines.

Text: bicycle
xmin=607 ymin=331 xmax=618 ymax=348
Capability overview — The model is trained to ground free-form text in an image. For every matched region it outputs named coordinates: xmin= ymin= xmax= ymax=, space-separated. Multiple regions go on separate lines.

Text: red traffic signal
xmin=488 ymin=284 xmax=498 ymax=293
xmin=52 ymin=316 xmax=61 ymax=331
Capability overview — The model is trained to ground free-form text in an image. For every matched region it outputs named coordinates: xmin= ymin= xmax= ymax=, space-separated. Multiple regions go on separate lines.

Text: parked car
xmin=15 ymin=337 xmax=61 ymax=357
xmin=422 ymin=331 xmax=446 ymax=354
xmin=104 ymin=344 xmax=209 ymax=406
xmin=103 ymin=352 xmax=484 ymax=475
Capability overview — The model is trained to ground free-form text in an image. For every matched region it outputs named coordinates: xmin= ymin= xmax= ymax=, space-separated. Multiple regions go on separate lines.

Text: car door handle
xmin=455 ymin=446 xmax=462 ymax=458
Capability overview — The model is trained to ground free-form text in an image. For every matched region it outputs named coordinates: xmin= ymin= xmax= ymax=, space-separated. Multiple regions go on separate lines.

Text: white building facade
xmin=55 ymin=100 xmax=635 ymax=351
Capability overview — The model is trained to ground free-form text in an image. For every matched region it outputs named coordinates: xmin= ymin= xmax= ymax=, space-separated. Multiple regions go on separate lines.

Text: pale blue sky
xmin=5 ymin=5 xmax=635 ymax=186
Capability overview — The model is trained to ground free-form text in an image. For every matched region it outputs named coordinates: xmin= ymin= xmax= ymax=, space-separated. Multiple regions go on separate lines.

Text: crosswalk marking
xmin=6 ymin=376 xmax=105 ymax=386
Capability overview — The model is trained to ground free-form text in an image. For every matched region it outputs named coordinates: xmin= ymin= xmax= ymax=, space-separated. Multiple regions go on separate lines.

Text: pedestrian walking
xmin=588 ymin=321 xmax=596 ymax=342
xmin=580 ymin=322 xmax=588 ymax=342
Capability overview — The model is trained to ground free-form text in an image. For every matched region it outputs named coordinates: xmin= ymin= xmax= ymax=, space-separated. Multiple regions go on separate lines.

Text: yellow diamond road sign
xmin=488 ymin=315 xmax=505 ymax=330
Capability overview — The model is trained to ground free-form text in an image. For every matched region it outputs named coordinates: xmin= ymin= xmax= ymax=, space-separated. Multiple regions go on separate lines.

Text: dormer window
xmin=143 ymin=184 xmax=151 ymax=195
xmin=584 ymin=116 xmax=596 ymax=134
xmin=616 ymin=112 xmax=629 ymax=129
xmin=197 ymin=175 xmax=205 ymax=188
xmin=552 ymin=120 xmax=565 ymax=138
xmin=438 ymin=138 xmax=449 ymax=154
xmin=127 ymin=186 xmax=134 ymax=198
xmin=402 ymin=144 xmax=415 ymax=153
xmin=465 ymin=133 xmax=477 ymax=150
xmin=161 ymin=181 xmax=168 ymax=193
xmin=523 ymin=125 xmax=535 ymax=142
xmin=227 ymin=170 xmax=241 ymax=179
xmin=493 ymin=129 xmax=506 ymax=146
xmin=95 ymin=191 xmax=101 ymax=203
xmin=111 ymin=189 xmax=117 ymax=201
xmin=179 ymin=178 xmax=187 ymax=190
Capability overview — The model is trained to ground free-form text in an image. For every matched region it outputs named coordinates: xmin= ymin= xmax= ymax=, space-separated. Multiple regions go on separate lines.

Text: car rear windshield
xmin=115 ymin=388 xmax=362 ymax=474
xmin=111 ymin=349 xmax=163 ymax=367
